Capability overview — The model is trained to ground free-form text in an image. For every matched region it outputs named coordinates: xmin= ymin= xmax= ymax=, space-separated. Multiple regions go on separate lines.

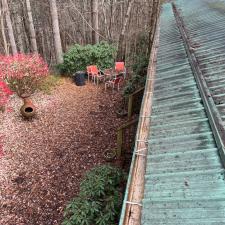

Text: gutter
xmin=119 ymin=19 xmax=160 ymax=225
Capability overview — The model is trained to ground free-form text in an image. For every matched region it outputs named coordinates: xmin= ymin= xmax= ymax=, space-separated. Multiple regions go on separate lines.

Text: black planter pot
xmin=73 ymin=71 xmax=86 ymax=86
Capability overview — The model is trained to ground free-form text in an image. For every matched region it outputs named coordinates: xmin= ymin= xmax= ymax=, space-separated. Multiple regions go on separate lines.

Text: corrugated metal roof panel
xmin=141 ymin=1 xmax=225 ymax=224
xmin=176 ymin=0 xmax=225 ymax=125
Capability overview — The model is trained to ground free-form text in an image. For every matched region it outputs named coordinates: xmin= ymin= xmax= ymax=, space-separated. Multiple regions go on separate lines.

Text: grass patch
xmin=38 ymin=75 xmax=62 ymax=94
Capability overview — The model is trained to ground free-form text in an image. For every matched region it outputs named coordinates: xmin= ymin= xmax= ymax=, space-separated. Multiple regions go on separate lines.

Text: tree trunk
xmin=25 ymin=0 xmax=38 ymax=53
xmin=49 ymin=0 xmax=63 ymax=64
xmin=1 ymin=0 xmax=17 ymax=55
xmin=82 ymin=0 xmax=87 ymax=45
xmin=14 ymin=11 xmax=24 ymax=53
xmin=116 ymin=0 xmax=134 ymax=61
xmin=91 ymin=0 xmax=99 ymax=44
xmin=148 ymin=0 xmax=160 ymax=54
xmin=0 ymin=6 xmax=8 ymax=55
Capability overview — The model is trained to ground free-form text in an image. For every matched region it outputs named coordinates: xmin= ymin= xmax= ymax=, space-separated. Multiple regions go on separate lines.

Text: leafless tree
xmin=0 ymin=0 xmax=159 ymax=65
xmin=0 ymin=4 xmax=8 ymax=54
xmin=49 ymin=0 xmax=63 ymax=64
xmin=25 ymin=0 xmax=38 ymax=53
xmin=91 ymin=0 xmax=99 ymax=44
xmin=1 ymin=0 xmax=17 ymax=55
xmin=116 ymin=0 xmax=135 ymax=61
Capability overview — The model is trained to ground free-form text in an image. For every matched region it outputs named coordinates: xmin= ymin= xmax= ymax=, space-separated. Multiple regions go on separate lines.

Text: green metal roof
xmin=120 ymin=1 xmax=225 ymax=224
xmin=141 ymin=1 xmax=225 ymax=224
xmin=176 ymin=0 xmax=225 ymax=125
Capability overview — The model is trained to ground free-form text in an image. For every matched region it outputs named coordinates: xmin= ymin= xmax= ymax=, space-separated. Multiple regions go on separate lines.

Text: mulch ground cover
xmin=0 ymin=79 xmax=126 ymax=225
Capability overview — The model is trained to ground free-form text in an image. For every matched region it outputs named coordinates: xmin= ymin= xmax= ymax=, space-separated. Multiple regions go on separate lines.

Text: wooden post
xmin=116 ymin=118 xmax=139 ymax=158
xmin=128 ymin=95 xmax=133 ymax=120
xmin=116 ymin=128 xmax=123 ymax=158
xmin=128 ymin=87 xmax=145 ymax=120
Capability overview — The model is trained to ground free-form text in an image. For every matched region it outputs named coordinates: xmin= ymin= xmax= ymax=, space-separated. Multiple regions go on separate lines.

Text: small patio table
xmin=104 ymin=69 xmax=119 ymax=81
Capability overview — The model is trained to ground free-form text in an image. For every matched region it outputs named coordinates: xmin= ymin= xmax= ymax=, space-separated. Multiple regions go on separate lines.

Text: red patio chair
xmin=115 ymin=62 xmax=126 ymax=78
xmin=87 ymin=66 xmax=93 ymax=82
xmin=105 ymin=76 xmax=124 ymax=91
xmin=87 ymin=65 xmax=104 ymax=85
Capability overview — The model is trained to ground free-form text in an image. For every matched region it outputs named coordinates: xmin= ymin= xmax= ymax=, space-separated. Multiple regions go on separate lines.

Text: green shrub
xmin=63 ymin=165 xmax=126 ymax=225
xmin=132 ymin=54 xmax=149 ymax=77
xmin=123 ymin=75 xmax=146 ymax=97
xmin=123 ymin=54 xmax=148 ymax=96
xmin=58 ymin=42 xmax=116 ymax=75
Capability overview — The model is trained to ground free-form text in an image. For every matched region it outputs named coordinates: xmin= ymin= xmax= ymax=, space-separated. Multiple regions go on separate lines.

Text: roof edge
xmin=119 ymin=18 xmax=160 ymax=225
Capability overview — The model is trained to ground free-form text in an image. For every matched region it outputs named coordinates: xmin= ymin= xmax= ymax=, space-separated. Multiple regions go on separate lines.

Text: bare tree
xmin=1 ymin=0 xmax=17 ymax=55
xmin=116 ymin=0 xmax=134 ymax=61
xmin=49 ymin=0 xmax=63 ymax=64
xmin=0 ymin=4 xmax=8 ymax=55
xmin=0 ymin=0 xmax=155 ymax=63
xmin=25 ymin=0 xmax=38 ymax=53
xmin=91 ymin=0 xmax=99 ymax=44
xmin=13 ymin=2 xmax=25 ymax=53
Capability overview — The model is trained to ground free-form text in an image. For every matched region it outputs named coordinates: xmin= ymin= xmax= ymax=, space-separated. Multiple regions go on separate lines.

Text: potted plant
xmin=0 ymin=54 xmax=49 ymax=118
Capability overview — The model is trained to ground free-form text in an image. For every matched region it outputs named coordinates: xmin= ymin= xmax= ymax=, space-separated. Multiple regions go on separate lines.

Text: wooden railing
xmin=116 ymin=118 xmax=139 ymax=159
xmin=115 ymin=87 xmax=145 ymax=161
xmin=127 ymin=87 xmax=145 ymax=119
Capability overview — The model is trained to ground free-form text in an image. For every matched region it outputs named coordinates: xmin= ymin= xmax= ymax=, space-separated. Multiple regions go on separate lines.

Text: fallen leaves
xmin=0 ymin=80 xmax=125 ymax=225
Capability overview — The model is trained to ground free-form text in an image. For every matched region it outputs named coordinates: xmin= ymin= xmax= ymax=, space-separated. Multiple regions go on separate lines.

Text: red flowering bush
xmin=0 ymin=54 xmax=49 ymax=97
xmin=0 ymin=80 xmax=12 ymax=112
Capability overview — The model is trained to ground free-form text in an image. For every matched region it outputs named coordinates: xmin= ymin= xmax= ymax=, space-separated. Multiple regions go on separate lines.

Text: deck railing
xmin=116 ymin=118 xmax=139 ymax=159
xmin=127 ymin=87 xmax=145 ymax=119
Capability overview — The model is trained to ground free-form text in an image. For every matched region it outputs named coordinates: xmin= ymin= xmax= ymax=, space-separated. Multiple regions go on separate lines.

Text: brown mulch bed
xmin=0 ymin=80 xmax=126 ymax=225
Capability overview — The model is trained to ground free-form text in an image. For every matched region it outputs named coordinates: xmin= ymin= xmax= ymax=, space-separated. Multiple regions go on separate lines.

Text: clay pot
xmin=20 ymin=98 xmax=36 ymax=118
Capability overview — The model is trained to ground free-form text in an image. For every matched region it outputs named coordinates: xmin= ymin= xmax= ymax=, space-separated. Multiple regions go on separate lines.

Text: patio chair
xmin=105 ymin=76 xmax=124 ymax=91
xmin=87 ymin=66 xmax=94 ymax=82
xmin=87 ymin=65 xmax=104 ymax=85
xmin=115 ymin=62 xmax=126 ymax=78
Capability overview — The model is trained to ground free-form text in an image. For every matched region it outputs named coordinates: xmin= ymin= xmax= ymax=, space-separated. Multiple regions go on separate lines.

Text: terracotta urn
xmin=20 ymin=98 xmax=36 ymax=118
